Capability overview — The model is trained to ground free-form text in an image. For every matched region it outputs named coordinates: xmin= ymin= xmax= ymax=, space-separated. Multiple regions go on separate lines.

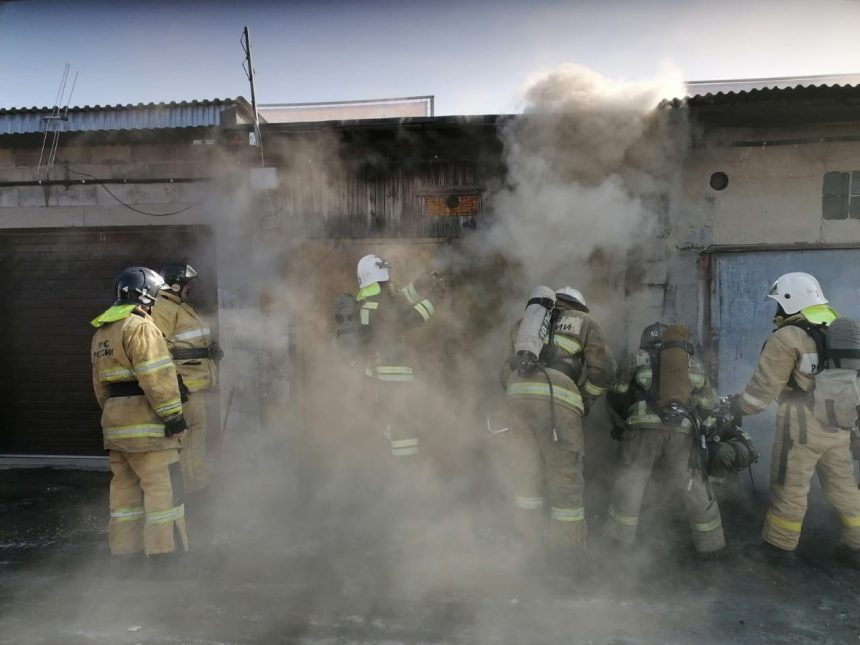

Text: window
xmin=822 ymin=171 xmax=860 ymax=220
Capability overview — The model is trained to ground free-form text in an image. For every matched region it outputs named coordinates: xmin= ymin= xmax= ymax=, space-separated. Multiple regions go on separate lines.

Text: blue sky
xmin=2 ymin=0 xmax=859 ymax=114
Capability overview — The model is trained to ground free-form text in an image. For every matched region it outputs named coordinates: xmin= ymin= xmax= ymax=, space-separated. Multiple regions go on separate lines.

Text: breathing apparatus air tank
xmin=514 ymin=286 xmax=557 ymax=372
xmin=657 ymin=325 xmax=693 ymax=409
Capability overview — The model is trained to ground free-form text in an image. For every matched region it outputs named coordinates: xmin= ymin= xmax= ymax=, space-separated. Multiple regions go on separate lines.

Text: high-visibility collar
xmin=776 ymin=305 xmax=840 ymax=328
xmin=356 ymin=282 xmax=381 ymax=302
xmin=801 ymin=304 xmax=839 ymax=325
xmin=90 ymin=304 xmax=137 ymax=328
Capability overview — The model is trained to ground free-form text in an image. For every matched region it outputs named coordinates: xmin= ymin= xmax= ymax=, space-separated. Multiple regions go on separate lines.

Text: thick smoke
xmin=5 ymin=66 xmax=734 ymax=645
xmin=208 ymin=64 xmax=701 ymax=639
xmin=481 ymin=65 xmax=686 ymax=332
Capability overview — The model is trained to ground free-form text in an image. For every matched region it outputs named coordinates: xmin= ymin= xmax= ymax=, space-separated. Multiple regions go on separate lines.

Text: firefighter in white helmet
xmin=354 ymin=254 xmax=441 ymax=459
xmin=91 ymin=267 xmax=189 ymax=560
xmin=500 ymin=286 xmax=615 ymax=563
xmin=152 ymin=262 xmax=222 ymax=494
xmin=730 ymin=272 xmax=860 ymax=568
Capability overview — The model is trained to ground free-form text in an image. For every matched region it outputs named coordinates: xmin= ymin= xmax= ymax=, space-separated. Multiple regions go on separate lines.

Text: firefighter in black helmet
xmin=604 ymin=322 xmax=726 ymax=558
xmin=91 ymin=267 xmax=189 ymax=558
xmin=152 ymin=262 xmax=221 ymax=494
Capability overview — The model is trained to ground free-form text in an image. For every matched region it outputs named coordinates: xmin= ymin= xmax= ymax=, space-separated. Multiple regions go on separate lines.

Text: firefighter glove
xmin=164 ymin=415 xmax=188 ymax=437
xmin=210 ymin=342 xmax=225 ymax=363
xmin=728 ymin=393 xmax=744 ymax=418
xmin=515 ymin=350 xmax=538 ymax=376
xmin=177 ymin=375 xmax=191 ymax=403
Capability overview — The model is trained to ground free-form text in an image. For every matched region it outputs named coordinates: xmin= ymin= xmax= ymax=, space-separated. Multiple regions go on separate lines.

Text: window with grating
xmin=822 ymin=171 xmax=860 ymax=220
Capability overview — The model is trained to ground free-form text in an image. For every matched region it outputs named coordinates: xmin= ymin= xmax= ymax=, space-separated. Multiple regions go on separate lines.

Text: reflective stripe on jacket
xmin=91 ymin=309 xmax=183 ymax=453
xmin=356 ymin=281 xmax=435 ymax=382
xmin=503 ymin=306 xmax=615 ymax=414
xmin=736 ymin=312 xmax=836 ymax=439
xmin=151 ymin=292 xmax=217 ymax=392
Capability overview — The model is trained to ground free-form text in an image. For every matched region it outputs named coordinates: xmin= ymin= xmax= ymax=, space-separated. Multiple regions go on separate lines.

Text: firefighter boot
xmin=743 ymin=542 xmax=796 ymax=567
xmin=694 ymin=546 xmax=725 ymax=562
xmin=835 ymin=545 xmax=860 ymax=570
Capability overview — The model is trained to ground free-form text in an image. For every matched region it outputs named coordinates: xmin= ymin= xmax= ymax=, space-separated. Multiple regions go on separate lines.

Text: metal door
xmin=711 ymin=248 xmax=860 ymax=480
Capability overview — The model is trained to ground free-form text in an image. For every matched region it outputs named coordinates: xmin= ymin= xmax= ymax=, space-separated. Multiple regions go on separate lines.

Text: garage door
xmin=0 ymin=226 xmax=217 ymax=455
xmin=711 ymin=248 xmax=860 ymax=474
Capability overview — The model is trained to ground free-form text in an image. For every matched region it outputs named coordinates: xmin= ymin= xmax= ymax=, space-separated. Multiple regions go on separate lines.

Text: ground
xmin=1 ymin=467 xmax=859 ymax=644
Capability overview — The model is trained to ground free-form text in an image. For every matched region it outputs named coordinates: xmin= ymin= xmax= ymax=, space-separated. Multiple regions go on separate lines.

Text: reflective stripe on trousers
xmin=692 ymin=518 xmax=722 ymax=533
xmin=767 ymin=511 xmax=802 ymax=534
xmin=506 ymin=381 xmax=583 ymax=412
xmin=514 ymin=495 xmax=545 ymax=510
xmin=146 ymin=504 xmax=185 ymax=525
xmin=110 ymin=506 xmax=144 ymax=522
xmin=391 ymin=438 xmax=419 ymax=456
xmin=583 ymin=380 xmax=605 ymax=397
xmin=413 ymin=299 xmax=435 ymax=321
xmin=607 ymin=505 xmax=639 ymax=527
xmin=371 ymin=366 xmax=414 ymax=382
xmin=551 ymin=506 xmax=585 ymax=522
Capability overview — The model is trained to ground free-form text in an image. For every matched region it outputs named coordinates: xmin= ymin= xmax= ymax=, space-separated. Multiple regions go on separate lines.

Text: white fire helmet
xmin=357 ymin=254 xmax=391 ymax=288
xmin=556 ymin=286 xmax=587 ymax=310
xmin=767 ymin=272 xmax=828 ymax=315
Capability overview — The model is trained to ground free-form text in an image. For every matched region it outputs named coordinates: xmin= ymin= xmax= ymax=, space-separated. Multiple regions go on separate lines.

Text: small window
xmin=821 ymin=172 xmax=860 ymax=220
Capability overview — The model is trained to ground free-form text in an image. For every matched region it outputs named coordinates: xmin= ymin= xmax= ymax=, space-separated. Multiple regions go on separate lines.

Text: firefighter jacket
xmin=152 ymin=291 xmax=217 ymax=392
xmin=735 ymin=307 xmax=839 ymax=419
xmin=503 ymin=304 xmax=616 ymax=415
xmin=356 ymin=280 xmax=437 ymax=382
xmin=609 ymin=349 xmax=716 ymax=432
xmin=91 ymin=305 xmax=184 ymax=453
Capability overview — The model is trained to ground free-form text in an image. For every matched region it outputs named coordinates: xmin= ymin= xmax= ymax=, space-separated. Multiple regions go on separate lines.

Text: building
xmin=2 ymin=81 xmax=860 ymax=476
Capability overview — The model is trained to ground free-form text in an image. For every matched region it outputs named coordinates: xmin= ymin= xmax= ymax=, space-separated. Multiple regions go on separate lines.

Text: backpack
xmin=807 ymin=318 xmax=860 ymax=429
xmin=332 ymin=293 xmax=361 ymax=356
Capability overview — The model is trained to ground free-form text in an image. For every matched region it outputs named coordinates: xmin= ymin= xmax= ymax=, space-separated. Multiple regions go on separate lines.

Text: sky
xmin=1 ymin=0 xmax=860 ymax=115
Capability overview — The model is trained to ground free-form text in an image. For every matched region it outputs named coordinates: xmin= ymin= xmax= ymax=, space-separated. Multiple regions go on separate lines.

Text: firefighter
xmin=730 ymin=272 xmax=860 ymax=568
xmin=604 ymin=323 xmax=726 ymax=559
xmin=91 ymin=267 xmax=189 ymax=558
xmin=355 ymin=253 xmax=441 ymax=459
xmin=152 ymin=262 xmax=220 ymax=494
xmin=501 ymin=286 xmax=615 ymax=561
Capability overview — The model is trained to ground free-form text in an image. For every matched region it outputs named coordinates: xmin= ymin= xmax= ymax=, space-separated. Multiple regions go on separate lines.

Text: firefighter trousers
xmin=180 ymin=391 xmax=209 ymax=493
xmin=504 ymin=398 xmax=586 ymax=550
xmin=764 ymin=402 xmax=860 ymax=551
xmin=604 ymin=427 xmax=725 ymax=553
xmin=366 ymin=376 xmax=421 ymax=459
xmin=109 ymin=449 xmax=189 ymax=556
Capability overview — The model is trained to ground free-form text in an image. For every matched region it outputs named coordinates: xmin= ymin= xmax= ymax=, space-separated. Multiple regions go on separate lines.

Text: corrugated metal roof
xmin=0 ymin=98 xmax=253 ymax=135
xmin=672 ymin=75 xmax=860 ymax=107
xmin=685 ymin=73 xmax=860 ymax=98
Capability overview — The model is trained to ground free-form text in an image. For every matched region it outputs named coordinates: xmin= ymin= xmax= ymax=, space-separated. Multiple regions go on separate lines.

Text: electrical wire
xmin=55 ymin=159 xmax=204 ymax=217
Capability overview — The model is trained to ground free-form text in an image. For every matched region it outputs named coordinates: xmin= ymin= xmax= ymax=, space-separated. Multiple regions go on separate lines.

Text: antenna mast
xmin=37 ymin=64 xmax=77 ymax=180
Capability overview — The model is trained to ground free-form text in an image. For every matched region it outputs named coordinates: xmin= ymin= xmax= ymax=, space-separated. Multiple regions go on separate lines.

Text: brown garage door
xmin=0 ymin=226 xmax=217 ymax=455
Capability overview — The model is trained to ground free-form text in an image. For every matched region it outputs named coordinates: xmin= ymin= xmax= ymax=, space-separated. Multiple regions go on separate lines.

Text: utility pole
xmin=241 ymin=26 xmax=263 ymax=161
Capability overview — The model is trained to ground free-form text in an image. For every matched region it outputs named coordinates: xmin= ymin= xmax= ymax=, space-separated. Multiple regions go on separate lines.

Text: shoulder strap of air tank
xmin=785 ymin=321 xmax=828 ymax=373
